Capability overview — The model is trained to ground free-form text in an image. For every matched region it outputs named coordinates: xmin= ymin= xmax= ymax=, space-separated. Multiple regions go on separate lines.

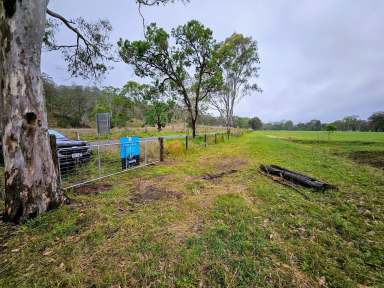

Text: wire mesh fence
xmin=58 ymin=138 xmax=161 ymax=190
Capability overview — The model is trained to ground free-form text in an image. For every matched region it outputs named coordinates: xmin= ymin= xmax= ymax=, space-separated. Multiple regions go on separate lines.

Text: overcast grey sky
xmin=43 ymin=0 xmax=384 ymax=123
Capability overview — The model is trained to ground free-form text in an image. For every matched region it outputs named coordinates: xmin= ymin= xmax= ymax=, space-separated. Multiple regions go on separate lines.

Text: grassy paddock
xmin=261 ymin=130 xmax=384 ymax=142
xmin=0 ymin=131 xmax=383 ymax=287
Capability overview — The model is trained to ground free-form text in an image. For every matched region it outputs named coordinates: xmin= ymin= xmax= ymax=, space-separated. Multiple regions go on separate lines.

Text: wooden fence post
xmin=49 ymin=134 xmax=61 ymax=186
xmin=215 ymin=133 xmax=217 ymax=144
xmin=185 ymin=135 xmax=189 ymax=151
xmin=204 ymin=134 xmax=207 ymax=147
xmin=159 ymin=137 xmax=164 ymax=162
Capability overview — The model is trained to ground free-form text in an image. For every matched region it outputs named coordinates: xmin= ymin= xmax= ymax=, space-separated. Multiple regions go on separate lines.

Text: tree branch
xmin=47 ymin=9 xmax=90 ymax=47
xmin=45 ymin=9 xmax=113 ymax=79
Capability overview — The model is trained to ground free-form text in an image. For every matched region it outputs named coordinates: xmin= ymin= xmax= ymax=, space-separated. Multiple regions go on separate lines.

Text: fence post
xmin=159 ymin=137 xmax=164 ymax=162
xmin=227 ymin=130 xmax=230 ymax=140
xmin=49 ymin=134 xmax=61 ymax=186
xmin=97 ymin=144 xmax=101 ymax=173
xmin=144 ymin=140 xmax=148 ymax=164
xmin=215 ymin=133 xmax=217 ymax=144
xmin=204 ymin=134 xmax=207 ymax=147
xmin=76 ymin=131 xmax=80 ymax=140
xmin=185 ymin=135 xmax=188 ymax=151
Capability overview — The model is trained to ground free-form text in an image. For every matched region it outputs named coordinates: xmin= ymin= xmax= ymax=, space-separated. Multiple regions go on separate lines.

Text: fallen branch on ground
xmin=260 ymin=165 xmax=336 ymax=191
xmin=259 ymin=169 xmax=310 ymax=200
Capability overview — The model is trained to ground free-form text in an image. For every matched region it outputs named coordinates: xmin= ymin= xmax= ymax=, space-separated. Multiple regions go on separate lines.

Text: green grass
xmin=1 ymin=131 xmax=383 ymax=287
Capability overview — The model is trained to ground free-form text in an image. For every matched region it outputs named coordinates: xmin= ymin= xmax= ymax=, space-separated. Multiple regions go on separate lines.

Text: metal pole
xmin=125 ymin=144 xmax=128 ymax=170
xmin=97 ymin=144 xmax=101 ymax=175
xmin=145 ymin=140 xmax=148 ymax=164
xmin=130 ymin=142 xmax=132 ymax=162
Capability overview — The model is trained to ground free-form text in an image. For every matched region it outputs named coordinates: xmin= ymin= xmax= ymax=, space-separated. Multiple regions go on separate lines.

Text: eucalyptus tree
xmin=121 ymin=81 xmax=175 ymax=131
xmin=211 ymin=33 xmax=261 ymax=133
xmin=248 ymin=117 xmax=263 ymax=130
xmin=145 ymin=100 xmax=176 ymax=131
xmin=368 ymin=112 xmax=384 ymax=132
xmin=0 ymin=0 xmax=182 ymax=222
xmin=118 ymin=20 xmax=223 ymax=138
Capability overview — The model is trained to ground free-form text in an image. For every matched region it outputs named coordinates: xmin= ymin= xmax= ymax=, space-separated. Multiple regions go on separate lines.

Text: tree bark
xmin=0 ymin=0 xmax=64 ymax=222
xmin=191 ymin=117 xmax=197 ymax=138
xmin=183 ymin=93 xmax=198 ymax=138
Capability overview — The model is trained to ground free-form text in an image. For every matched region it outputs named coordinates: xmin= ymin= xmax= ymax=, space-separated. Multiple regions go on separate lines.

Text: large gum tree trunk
xmin=0 ymin=0 xmax=63 ymax=222
xmin=191 ymin=117 xmax=197 ymax=138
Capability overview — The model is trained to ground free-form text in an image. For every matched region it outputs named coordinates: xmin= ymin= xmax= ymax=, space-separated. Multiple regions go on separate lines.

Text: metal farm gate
xmin=58 ymin=138 xmax=161 ymax=190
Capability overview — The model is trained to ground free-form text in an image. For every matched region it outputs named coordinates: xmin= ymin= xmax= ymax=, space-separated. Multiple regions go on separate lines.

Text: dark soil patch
xmin=74 ymin=183 xmax=113 ymax=195
xmin=214 ymin=157 xmax=248 ymax=171
xmin=345 ymin=151 xmax=384 ymax=169
xmin=198 ymin=157 xmax=245 ymax=182
xmin=132 ymin=180 xmax=183 ymax=203
xmin=202 ymin=169 xmax=238 ymax=181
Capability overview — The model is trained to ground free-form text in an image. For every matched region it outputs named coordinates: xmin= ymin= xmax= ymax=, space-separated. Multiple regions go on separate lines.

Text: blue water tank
xmin=119 ymin=137 xmax=141 ymax=159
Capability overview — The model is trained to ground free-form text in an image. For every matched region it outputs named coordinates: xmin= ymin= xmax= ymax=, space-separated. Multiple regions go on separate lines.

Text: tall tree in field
xmin=368 ymin=112 xmax=384 ymax=132
xmin=145 ymin=100 xmax=176 ymax=131
xmin=248 ymin=117 xmax=263 ymax=130
xmin=118 ymin=20 xmax=223 ymax=138
xmin=0 ymin=0 xmax=182 ymax=222
xmin=121 ymin=81 xmax=175 ymax=131
xmin=211 ymin=33 xmax=261 ymax=133
xmin=326 ymin=124 xmax=337 ymax=141
xmin=143 ymin=84 xmax=176 ymax=131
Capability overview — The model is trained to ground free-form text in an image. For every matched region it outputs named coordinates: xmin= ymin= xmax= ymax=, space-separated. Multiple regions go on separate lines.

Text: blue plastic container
xmin=119 ymin=137 xmax=141 ymax=169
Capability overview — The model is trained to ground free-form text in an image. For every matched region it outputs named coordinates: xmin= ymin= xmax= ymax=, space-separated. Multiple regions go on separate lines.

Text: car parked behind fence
xmin=48 ymin=129 xmax=92 ymax=173
xmin=0 ymin=130 xmax=93 ymax=171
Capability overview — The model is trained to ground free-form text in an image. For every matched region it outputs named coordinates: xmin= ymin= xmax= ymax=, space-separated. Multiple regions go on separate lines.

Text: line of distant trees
xmin=201 ymin=113 xmax=384 ymax=132
xmin=262 ymin=114 xmax=384 ymax=132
